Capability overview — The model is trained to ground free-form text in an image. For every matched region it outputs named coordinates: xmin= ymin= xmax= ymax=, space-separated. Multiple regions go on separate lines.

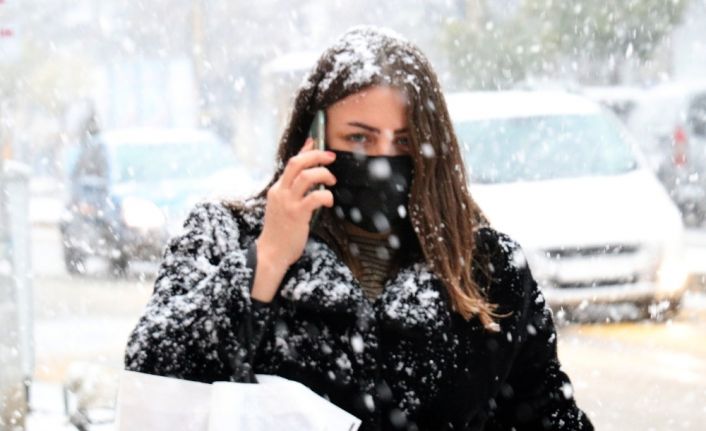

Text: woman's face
xmin=326 ymin=85 xmax=411 ymax=157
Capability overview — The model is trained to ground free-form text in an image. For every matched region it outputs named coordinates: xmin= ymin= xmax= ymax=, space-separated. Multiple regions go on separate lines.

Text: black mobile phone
xmin=308 ymin=110 xmax=327 ymax=229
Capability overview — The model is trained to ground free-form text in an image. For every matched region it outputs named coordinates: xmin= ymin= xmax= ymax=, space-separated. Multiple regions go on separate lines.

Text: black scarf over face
xmin=326 ymin=150 xmax=414 ymax=234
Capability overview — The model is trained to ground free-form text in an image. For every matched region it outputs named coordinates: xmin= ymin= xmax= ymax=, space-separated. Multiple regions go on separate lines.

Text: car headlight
xmin=121 ymin=197 xmax=166 ymax=231
xmin=656 ymin=238 xmax=689 ymax=295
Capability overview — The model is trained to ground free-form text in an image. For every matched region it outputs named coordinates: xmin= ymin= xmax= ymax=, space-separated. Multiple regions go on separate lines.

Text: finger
xmin=281 ymin=149 xmax=336 ymax=188
xmin=302 ymin=189 xmax=334 ymax=213
xmin=291 ymin=166 xmax=337 ymax=198
xmin=299 ymin=137 xmax=314 ymax=154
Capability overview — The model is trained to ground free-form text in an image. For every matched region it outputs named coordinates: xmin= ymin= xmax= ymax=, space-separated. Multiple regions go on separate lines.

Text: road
xmin=27 ymin=223 xmax=706 ymax=430
xmin=559 ymin=293 xmax=706 ymax=430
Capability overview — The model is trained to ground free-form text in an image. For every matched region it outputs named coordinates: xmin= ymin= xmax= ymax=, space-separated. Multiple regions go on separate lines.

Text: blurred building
xmin=93 ymin=57 xmax=198 ymax=130
xmin=672 ymin=0 xmax=706 ymax=80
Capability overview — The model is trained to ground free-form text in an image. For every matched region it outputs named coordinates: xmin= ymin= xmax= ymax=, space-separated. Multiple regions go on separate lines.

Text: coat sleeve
xmin=486 ymin=237 xmax=594 ymax=430
xmin=124 ymin=201 xmax=275 ymax=383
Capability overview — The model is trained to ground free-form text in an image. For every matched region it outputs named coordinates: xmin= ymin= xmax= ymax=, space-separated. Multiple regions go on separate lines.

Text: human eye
xmin=395 ymin=136 xmax=410 ymax=146
xmin=346 ymin=133 xmax=369 ymax=144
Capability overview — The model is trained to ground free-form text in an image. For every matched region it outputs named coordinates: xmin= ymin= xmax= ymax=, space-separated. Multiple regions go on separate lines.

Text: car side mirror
xmin=691 ymin=118 xmax=706 ymax=136
xmin=689 ymin=102 xmax=706 ymax=136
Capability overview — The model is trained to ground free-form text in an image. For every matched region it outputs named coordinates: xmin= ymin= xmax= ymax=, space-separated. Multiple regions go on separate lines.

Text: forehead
xmin=327 ymin=86 xmax=409 ymax=128
xmin=333 ymin=85 xmax=407 ymax=107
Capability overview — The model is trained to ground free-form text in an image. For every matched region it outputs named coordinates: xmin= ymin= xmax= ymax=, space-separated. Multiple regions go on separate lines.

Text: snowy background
xmin=1 ymin=0 xmax=706 ymax=429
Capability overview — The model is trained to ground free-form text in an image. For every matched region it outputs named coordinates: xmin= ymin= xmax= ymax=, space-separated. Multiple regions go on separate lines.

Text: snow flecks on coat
xmin=484 ymin=240 xmax=592 ymax=430
xmin=495 ymin=230 xmax=529 ymax=271
xmin=279 ymin=239 xmax=363 ymax=309
xmin=124 ymin=199 xmax=594 ymax=431
xmin=124 ymin=200 xmax=267 ymax=383
xmin=380 ymin=262 xmax=450 ymax=332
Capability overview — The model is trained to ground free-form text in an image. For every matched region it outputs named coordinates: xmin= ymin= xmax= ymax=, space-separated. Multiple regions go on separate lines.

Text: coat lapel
xmin=377 ymin=262 xmax=453 ymax=334
xmin=279 ymin=236 xmax=367 ymax=315
xmin=232 ymin=198 xmax=454 ymax=332
xmin=279 ymin=234 xmax=453 ymax=335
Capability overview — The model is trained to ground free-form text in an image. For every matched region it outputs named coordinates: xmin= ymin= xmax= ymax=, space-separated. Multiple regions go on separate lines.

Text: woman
xmin=125 ymin=26 xmax=594 ymax=430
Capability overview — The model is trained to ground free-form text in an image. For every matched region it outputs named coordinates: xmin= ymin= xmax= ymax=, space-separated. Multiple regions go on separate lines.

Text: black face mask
xmin=326 ymin=150 xmax=414 ymax=233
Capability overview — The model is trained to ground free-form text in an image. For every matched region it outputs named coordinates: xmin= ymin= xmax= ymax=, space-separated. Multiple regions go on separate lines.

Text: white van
xmin=446 ymin=91 xmax=688 ymax=319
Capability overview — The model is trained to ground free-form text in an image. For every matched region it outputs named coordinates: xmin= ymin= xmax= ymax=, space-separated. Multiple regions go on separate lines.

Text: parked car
xmin=60 ymin=128 xmax=258 ymax=276
xmin=626 ymin=81 xmax=706 ymax=227
xmin=446 ymin=91 xmax=689 ymax=320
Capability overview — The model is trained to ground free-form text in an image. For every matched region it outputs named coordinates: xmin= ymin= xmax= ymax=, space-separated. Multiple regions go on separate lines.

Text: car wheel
xmin=680 ymin=200 xmax=706 ymax=227
xmin=696 ymin=207 xmax=706 ymax=228
xmin=109 ymin=255 xmax=129 ymax=278
xmin=641 ymin=296 xmax=682 ymax=321
xmin=683 ymin=210 xmax=702 ymax=228
xmin=63 ymin=246 xmax=86 ymax=276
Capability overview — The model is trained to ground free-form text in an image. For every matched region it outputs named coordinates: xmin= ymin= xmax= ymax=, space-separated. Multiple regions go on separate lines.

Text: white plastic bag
xmin=116 ymin=370 xmax=212 ymax=431
xmin=116 ymin=371 xmax=361 ymax=431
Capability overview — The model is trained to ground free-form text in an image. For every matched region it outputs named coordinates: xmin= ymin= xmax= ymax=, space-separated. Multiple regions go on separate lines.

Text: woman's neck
xmin=342 ymin=221 xmax=393 ymax=240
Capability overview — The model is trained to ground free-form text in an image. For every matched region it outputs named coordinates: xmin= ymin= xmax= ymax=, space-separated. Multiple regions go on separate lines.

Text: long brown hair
xmin=226 ymin=26 xmax=508 ymax=331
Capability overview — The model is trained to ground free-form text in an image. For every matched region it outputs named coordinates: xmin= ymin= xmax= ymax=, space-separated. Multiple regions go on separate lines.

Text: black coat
xmin=125 ymin=200 xmax=594 ymax=431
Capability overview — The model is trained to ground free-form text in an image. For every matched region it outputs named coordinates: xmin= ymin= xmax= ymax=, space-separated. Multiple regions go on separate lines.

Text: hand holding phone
xmin=252 ymin=122 xmax=336 ymax=302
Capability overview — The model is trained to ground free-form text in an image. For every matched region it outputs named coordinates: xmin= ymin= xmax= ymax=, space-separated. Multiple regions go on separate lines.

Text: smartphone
xmin=308 ymin=110 xmax=327 ymax=229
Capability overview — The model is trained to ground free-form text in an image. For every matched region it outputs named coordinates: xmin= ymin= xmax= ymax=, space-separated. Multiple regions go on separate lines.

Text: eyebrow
xmin=347 ymin=122 xmax=408 ymax=134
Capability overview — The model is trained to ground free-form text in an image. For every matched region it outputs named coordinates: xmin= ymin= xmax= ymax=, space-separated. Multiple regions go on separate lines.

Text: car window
xmin=688 ymin=94 xmax=706 ymax=137
xmin=109 ymin=140 xmax=238 ymax=183
xmin=455 ymin=113 xmax=638 ymax=184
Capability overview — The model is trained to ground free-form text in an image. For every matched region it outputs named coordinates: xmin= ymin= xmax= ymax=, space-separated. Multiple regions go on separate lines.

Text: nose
xmin=367 ymin=131 xmax=399 ymax=156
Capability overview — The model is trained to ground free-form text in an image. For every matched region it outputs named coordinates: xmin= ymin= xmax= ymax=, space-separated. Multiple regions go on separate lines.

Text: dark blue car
xmin=60 ymin=128 xmax=252 ymax=276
